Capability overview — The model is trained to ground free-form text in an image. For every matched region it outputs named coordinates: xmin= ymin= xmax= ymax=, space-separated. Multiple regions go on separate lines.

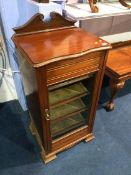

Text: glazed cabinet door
xmin=48 ymin=72 xmax=97 ymax=140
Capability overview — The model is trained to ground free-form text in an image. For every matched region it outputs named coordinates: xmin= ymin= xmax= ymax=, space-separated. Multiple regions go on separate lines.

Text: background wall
xmin=0 ymin=26 xmax=18 ymax=102
xmin=0 ymin=0 xmax=63 ymax=110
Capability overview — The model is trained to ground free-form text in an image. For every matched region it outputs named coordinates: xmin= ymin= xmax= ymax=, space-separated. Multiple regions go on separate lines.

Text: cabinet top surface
xmin=13 ymin=27 xmax=110 ymax=67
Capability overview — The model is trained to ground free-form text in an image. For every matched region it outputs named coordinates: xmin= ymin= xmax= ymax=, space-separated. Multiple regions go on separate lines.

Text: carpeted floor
xmin=0 ymin=80 xmax=131 ymax=175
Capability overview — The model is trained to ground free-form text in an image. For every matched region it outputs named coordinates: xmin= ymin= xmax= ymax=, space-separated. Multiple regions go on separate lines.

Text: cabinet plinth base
xmin=29 ymin=116 xmax=95 ymax=164
xmin=29 ymin=118 xmax=57 ymax=164
xmin=41 ymin=152 xmax=57 ymax=164
xmin=85 ymin=133 xmax=95 ymax=142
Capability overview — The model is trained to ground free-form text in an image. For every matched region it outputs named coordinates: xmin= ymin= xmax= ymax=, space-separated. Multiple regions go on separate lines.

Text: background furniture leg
xmin=119 ymin=0 xmax=131 ymax=9
xmin=88 ymin=0 xmax=99 ymax=13
xmin=105 ymin=80 xmax=125 ymax=111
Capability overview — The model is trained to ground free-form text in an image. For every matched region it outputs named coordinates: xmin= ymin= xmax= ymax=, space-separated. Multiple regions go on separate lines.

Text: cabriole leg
xmin=105 ymin=80 xmax=125 ymax=111
xmin=119 ymin=0 xmax=131 ymax=9
xmin=88 ymin=0 xmax=99 ymax=13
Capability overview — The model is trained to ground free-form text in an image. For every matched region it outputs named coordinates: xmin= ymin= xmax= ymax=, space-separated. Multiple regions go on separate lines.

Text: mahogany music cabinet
xmin=12 ymin=13 xmax=111 ymax=163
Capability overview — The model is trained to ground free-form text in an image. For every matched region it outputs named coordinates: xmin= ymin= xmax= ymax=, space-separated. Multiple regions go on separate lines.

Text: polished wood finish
xmin=12 ymin=13 xmax=111 ymax=163
xmin=105 ymin=45 xmax=131 ymax=111
xmin=12 ymin=14 xmax=109 ymax=68
xmin=46 ymin=52 xmax=104 ymax=86
xmin=13 ymin=28 xmax=109 ymax=67
xmin=13 ymin=13 xmax=75 ymax=35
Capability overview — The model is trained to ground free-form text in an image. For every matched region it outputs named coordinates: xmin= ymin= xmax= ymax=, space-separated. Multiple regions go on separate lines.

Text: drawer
xmin=47 ymin=51 xmax=104 ymax=86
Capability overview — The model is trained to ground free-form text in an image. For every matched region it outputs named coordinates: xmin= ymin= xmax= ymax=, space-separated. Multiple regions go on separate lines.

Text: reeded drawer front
xmin=47 ymin=51 xmax=103 ymax=86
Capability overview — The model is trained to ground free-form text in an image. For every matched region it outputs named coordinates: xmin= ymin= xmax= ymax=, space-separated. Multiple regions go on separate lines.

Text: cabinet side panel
xmin=17 ymin=51 xmax=44 ymax=143
xmin=88 ymin=50 xmax=109 ymax=132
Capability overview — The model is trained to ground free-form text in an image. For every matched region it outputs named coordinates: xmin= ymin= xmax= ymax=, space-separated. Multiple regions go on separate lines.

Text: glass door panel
xmin=48 ymin=72 xmax=96 ymax=140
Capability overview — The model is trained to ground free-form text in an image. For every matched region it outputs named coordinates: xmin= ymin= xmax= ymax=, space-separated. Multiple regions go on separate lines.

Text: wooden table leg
xmin=105 ymin=80 xmax=125 ymax=111
xmin=119 ymin=0 xmax=131 ymax=8
xmin=88 ymin=0 xmax=99 ymax=13
xmin=88 ymin=0 xmax=131 ymax=13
